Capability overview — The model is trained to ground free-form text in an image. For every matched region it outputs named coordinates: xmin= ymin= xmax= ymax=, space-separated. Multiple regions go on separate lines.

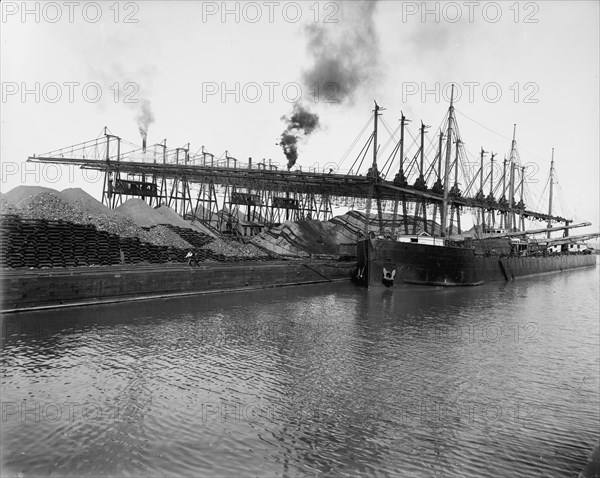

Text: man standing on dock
xmin=186 ymin=250 xmax=196 ymax=267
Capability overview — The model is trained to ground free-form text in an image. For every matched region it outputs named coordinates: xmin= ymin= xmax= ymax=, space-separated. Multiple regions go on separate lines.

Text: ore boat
xmin=352 ymin=87 xmax=598 ymax=288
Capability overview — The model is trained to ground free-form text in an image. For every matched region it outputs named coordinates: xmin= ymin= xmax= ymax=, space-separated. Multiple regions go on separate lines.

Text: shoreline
xmin=1 ymin=260 xmax=354 ymax=314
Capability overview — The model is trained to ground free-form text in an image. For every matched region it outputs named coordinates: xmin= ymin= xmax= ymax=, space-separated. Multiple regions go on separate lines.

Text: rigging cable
xmin=336 ymin=115 xmax=374 ymax=171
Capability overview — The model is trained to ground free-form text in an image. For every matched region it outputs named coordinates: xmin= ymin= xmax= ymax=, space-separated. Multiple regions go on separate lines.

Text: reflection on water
xmin=2 ymin=265 xmax=599 ymax=477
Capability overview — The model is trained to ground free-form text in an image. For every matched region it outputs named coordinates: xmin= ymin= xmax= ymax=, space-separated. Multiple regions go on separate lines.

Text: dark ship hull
xmin=353 ymin=238 xmax=597 ymax=287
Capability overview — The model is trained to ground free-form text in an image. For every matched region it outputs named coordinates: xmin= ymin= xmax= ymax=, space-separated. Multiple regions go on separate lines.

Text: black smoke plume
xmin=279 ymin=104 xmax=320 ymax=169
xmin=301 ymin=1 xmax=380 ymax=104
xmin=278 ymin=1 xmax=379 ymax=168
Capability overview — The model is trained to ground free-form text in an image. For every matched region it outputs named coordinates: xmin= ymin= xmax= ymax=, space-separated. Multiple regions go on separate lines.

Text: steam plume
xmin=88 ymin=62 xmax=156 ymax=146
xmin=279 ymin=104 xmax=320 ymax=170
xmin=136 ymin=98 xmax=155 ymax=140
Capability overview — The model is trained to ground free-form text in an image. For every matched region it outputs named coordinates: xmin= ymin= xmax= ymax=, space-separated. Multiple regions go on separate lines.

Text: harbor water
xmin=2 ymin=262 xmax=599 ymax=477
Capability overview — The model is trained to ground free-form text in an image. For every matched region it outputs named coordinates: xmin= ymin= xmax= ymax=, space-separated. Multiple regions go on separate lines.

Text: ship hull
xmin=353 ymin=239 xmax=597 ymax=287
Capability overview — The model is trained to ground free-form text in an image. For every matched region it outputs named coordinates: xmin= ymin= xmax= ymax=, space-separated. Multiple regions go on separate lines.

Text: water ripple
xmin=2 ymin=265 xmax=599 ymax=477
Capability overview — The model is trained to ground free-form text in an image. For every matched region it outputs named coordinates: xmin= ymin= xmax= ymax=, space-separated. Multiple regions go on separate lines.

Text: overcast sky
xmin=1 ymin=1 xmax=598 ymax=230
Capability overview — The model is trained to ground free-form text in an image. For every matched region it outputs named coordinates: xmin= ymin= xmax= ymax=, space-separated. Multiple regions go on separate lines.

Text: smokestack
xmin=142 ymin=134 xmax=147 ymax=153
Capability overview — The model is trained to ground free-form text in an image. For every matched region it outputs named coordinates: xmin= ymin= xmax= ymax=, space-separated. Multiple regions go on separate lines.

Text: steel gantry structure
xmin=27 ymin=101 xmax=572 ymax=237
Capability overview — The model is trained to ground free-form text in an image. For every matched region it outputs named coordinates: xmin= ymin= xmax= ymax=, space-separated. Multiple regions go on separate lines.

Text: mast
xmin=391 ymin=112 xmax=407 ymax=237
xmin=489 ymin=153 xmax=496 ymax=197
xmin=399 ymin=113 xmax=406 ymax=179
xmin=375 ymin=104 xmax=385 ymax=235
xmin=519 ymin=166 xmax=525 ymax=231
xmin=452 ymin=138 xmax=462 ymax=235
xmin=432 ymin=131 xmax=444 ymax=233
xmin=479 ymin=147 xmax=487 ymax=231
xmin=501 ymin=157 xmax=507 ymax=228
xmin=417 ymin=121 xmax=429 ymax=233
xmin=453 ymin=140 xmax=460 ymax=189
xmin=372 ymin=102 xmax=379 ymax=171
xmin=419 ymin=122 xmax=426 ymax=177
xmin=502 ymin=157 xmax=507 ymax=196
xmin=437 ymin=132 xmax=444 ymax=181
xmin=508 ymin=124 xmax=517 ymax=230
xmin=547 ymin=148 xmax=555 ymax=238
xmin=400 ymin=113 xmax=409 ymax=235
xmin=441 ymin=84 xmax=455 ymax=237
xmin=488 ymin=152 xmax=496 ymax=227
xmin=363 ymin=101 xmax=383 ymax=236
xmin=479 ymin=147 xmax=486 ymax=193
